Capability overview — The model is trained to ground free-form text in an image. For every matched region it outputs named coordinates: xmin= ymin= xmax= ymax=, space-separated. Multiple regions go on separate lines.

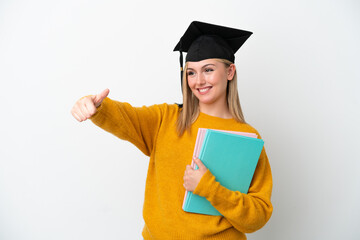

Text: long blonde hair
xmin=176 ymin=58 xmax=246 ymax=135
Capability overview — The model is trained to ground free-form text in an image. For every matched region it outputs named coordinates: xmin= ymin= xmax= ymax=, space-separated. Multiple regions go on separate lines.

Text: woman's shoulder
xmin=147 ymin=102 xmax=181 ymax=112
xmin=139 ymin=102 xmax=181 ymax=119
xmin=237 ymin=122 xmax=263 ymax=139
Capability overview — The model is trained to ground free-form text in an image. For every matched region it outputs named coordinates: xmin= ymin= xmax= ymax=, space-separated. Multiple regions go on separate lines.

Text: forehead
xmin=187 ymin=59 xmax=220 ymax=69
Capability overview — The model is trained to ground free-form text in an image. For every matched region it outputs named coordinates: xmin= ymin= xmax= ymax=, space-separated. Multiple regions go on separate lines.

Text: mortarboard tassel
xmin=179 ymin=50 xmax=183 ymax=92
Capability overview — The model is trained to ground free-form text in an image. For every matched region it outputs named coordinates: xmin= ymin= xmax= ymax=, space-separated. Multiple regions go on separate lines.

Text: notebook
xmin=182 ymin=128 xmax=258 ymax=209
xmin=182 ymin=128 xmax=264 ymax=215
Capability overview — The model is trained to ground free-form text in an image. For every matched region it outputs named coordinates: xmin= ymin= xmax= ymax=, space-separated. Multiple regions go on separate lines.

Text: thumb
xmin=93 ymin=88 xmax=110 ymax=107
xmin=194 ymin=158 xmax=207 ymax=171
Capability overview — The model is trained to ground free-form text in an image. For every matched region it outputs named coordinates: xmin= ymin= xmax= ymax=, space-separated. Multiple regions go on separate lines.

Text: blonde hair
xmin=176 ymin=58 xmax=246 ymax=136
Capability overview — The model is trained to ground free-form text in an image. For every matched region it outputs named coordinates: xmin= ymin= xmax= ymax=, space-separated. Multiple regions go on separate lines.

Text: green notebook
xmin=183 ymin=129 xmax=264 ymax=215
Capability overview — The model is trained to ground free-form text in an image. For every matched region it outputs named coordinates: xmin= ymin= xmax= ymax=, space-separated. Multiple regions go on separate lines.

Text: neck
xmin=199 ymin=100 xmax=232 ymax=119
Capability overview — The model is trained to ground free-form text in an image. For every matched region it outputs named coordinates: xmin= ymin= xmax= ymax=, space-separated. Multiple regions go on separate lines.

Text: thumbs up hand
xmin=71 ymin=89 xmax=110 ymax=122
xmin=183 ymin=157 xmax=208 ymax=192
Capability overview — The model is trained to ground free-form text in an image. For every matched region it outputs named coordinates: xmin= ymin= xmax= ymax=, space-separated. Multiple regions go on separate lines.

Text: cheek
xmin=214 ymin=73 xmax=228 ymax=86
xmin=187 ymin=78 xmax=195 ymax=89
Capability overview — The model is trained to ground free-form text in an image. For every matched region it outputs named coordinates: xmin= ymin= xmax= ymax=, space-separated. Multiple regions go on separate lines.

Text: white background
xmin=0 ymin=0 xmax=359 ymax=239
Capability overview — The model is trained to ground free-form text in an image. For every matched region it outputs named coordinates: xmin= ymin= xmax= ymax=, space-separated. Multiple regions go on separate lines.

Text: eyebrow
xmin=187 ymin=64 xmax=216 ymax=71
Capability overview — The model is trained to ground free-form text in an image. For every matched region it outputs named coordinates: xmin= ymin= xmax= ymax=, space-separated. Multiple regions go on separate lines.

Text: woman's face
xmin=186 ymin=59 xmax=235 ymax=108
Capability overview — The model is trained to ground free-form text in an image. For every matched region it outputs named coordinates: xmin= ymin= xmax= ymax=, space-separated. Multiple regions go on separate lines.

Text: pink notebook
xmin=182 ymin=128 xmax=258 ymax=209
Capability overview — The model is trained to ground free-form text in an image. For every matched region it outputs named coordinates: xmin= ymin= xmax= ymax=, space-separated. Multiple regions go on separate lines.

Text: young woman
xmin=71 ymin=21 xmax=273 ymax=240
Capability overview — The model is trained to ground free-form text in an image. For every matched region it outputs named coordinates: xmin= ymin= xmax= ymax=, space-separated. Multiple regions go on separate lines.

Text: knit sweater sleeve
xmin=193 ymin=145 xmax=273 ymax=233
xmin=90 ymin=97 xmax=163 ymax=156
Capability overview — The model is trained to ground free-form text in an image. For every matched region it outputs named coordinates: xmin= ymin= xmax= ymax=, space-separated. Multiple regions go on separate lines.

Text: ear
xmin=227 ymin=64 xmax=236 ymax=81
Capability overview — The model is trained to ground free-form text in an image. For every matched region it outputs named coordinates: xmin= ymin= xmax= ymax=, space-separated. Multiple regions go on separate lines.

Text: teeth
xmin=199 ymin=88 xmax=210 ymax=93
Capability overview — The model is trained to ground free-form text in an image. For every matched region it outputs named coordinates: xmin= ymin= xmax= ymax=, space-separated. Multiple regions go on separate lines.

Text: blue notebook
xmin=183 ymin=129 xmax=264 ymax=215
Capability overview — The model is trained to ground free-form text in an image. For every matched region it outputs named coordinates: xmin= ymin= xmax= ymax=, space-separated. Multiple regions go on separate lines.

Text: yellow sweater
xmin=90 ymin=98 xmax=273 ymax=240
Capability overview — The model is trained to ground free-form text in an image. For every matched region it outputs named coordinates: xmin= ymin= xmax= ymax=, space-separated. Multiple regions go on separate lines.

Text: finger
xmin=80 ymin=97 xmax=97 ymax=119
xmin=191 ymin=157 xmax=197 ymax=168
xmin=71 ymin=110 xmax=82 ymax=122
xmin=77 ymin=102 xmax=91 ymax=120
xmin=70 ymin=106 xmax=79 ymax=120
xmin=72 ymin=104 xmax=87 ymax=121
xmin=186 ymin=165 xmax=193 ymax=172
xmin=93 ymin=88 xmax=110 ymax=107
xmin=194 ymin=158 xmax=206 ymax=170
xmin=84 ymin=99 xmax=97 ymax=118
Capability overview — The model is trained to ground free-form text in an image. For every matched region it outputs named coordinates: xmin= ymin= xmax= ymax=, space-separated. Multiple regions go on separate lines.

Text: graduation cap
xmin=174 ymin=21 xmax=253 ymax=88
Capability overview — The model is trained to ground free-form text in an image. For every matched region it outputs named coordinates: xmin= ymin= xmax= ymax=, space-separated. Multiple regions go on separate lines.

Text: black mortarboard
xmin=173 ymin=21 xmax=253 ymax=88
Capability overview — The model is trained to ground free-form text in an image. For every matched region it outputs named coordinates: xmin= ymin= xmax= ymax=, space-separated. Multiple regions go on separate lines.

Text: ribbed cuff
xmin=193 ymin=169 xmax=218 ymax=198
xmin=89 ymin=97 xmax=109 ymax=122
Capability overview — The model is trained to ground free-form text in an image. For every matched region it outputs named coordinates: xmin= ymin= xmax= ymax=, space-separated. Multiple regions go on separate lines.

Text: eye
xmin=205 ymin=68 xmax=214 ymax=73
xmin=187 ymin=71 xmax=195 ymax=76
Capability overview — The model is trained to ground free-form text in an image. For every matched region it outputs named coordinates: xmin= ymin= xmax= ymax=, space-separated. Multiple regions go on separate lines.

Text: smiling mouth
xmin=197 ymin=87 xmax=212 ymax=94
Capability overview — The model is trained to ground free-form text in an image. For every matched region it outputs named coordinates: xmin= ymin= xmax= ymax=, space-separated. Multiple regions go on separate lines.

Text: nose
xmin=196 ymin=73 xmax=206 ymax=85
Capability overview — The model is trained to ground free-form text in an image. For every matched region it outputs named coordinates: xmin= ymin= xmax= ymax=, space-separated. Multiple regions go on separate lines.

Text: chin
xmin=198 ymin=98 xmax=216 ymax=105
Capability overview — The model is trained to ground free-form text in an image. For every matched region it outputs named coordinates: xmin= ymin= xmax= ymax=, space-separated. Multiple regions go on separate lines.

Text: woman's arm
xmin=191 ymin=147 xmax=273 ymax=233
xmin=71 ymin=89 xmax=164 ymax=156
